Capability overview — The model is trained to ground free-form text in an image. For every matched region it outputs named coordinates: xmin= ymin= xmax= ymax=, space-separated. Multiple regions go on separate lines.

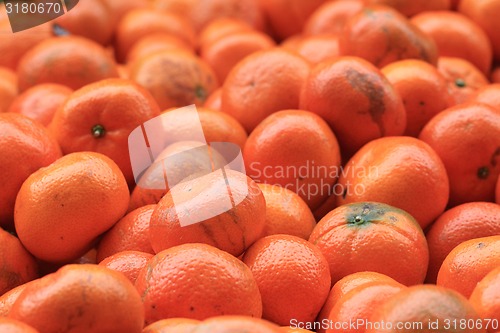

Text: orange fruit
xmin=149 ymin=170 xmax=265 ymax=257
xmin=366 ymin=285 xmax=484 ymax=333
xmin=459 ymin=0 xmax=500 ymax=62
xmin=419 ymin=103 xmax=500 ymax=206
xmin=309 ymin=202 xmax=429 ymax=286
xmin=14 ymin=152 xmax=130 ymax=263
xmin=497 ymin=176 xmax=500 ymax=204
xmin=0 ymin=229 xmax=37 ymax=296
xmin=129 ymin=49 xmax=218 ymax=110
xmin=243 ymin=110 xmax=341 ymax=210
xmin=100 ymin=0 xmax=149 ymax=28
xmin=0 ymin=318 xmax=39 ymax=333
xmin=316 ymin=272 xmax=402 ymax=333
xmin=48 ymin=78 xmax=160 ymax=185
xmin=339 ymin=5 xmax=438 ymax=68
xmin=469 ymin=83 xmax=500 ymax=109
xmin=258 ymin=183 xmax=316 ymax=240
xmin=0 ymin=113 xmax=61 ymax=227
xmin=200 ymin=31 xmax=276 ymax=83
xmin=17 ymin=36 xmax=119 ymax=92
xmin=115 ymin=9 xmax=196 ymax=63
xmin=198 ymin=18 xmax=252 ymax=49
xmin=282 ymin=328 xmax=314 ymax=333
xmin=325 ymin=282 xmax=406 ymax=333
xmin=142 ymin=318 xmax=200 ymax=333
xmin=152 ymin=0 xmax=264 ymax=33
xmin=53 ymin=0 xmax=114 ymax=45
xmin=437 ymin=235 xmax=500 ymax=298
xmin=335 ymin=136 xmax=449 ymax=229
xmin=381 ymin=59 xmax=454 ymax=137
xmin=257 ymin=0 xmax=325 ymax=40
xmin=303 ymin=0 xmax=364 ymax=36
xmin=128 ymin=140 xmax=227 ymax=211
xmin=98 ymin=250 xmax=153 ymax=284
xmin=221 ymin=48 xmax=310 ymax=132
xmin=204 ymin=88 xmax=222 ymax=110
xmin=491 ymin=66 xmax=500 ymax=83
xmin=96 ymin=204 xmax=155 ymax=262
xmin=426 ymin=202 xmax=500 ymax=283
xmin=8 ymin=84 xmax=72 ymax=126
xmin=195 ymin=316 xmax=281 ymax=332
xmin=411 ymin=11 xmax=492 ymax=75
xmin=437 ymin=57 xmax=490 ymax=105
xmin=242 ymin=235 xmax=331 ymax=326
xmin=0 ymin=21 xmax=51 ymax=70
xmin=365 ymin=0 xmax=451 ymax=16
xmin=126 ymin=33 xmax=193 ymax=64
xmin=135 ymin=243 xmax=262 ymax=324
xmin=0 ymin=67 xmax=17 ymax=113
xmin=300 ymin=56 xmax=406 ymax=157
xmin=287 ymin=34 xmax=340 ymax=65
xmin=9 ymin=264 xmax=144 ymax=333
xmin=0 ymin=281 xmax=36 ymax=317
xmin=470 ymin=266 xmax=500 ymax=333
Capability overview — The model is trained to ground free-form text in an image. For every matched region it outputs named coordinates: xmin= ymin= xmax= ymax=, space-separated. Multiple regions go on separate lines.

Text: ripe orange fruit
xmin=221 ymin=49 xmax=310 ymax=132
xmin=98 ymin=250 xmax=153 ymax=284
xmin=8 ymin=84 xmax=72 ymax=126
xmin=0 ymin=67 xmax=17 ymax=113
xmin=258 ymin=183 xmax=316 ymax=240
xmin=142 ymin=318 xmax=200 ymax=333
xmin=195 ymin=316 xmax=281 ymax=332
xmin=0 ymin=113 xmax=61 ymax=227
xmin=303 ymin=0 xmax=364 ymax=36
xmin=14 ymin=152 xmax=130 ymax=263
xmin=364 ymin=0 xmax=451 ymax=16
xmin=243 ymin=235 xmax=331 ymax=326
xmin=325 ymin=282 xmax=406 ymax=333
xmin=316 ymin=272 xmax=402 ymax=333
xmin=135 ymin=243 xmax=262 ymax=324
xmin=0 ymin=281 xmax=36 ymax=317
xmin=152 ymin=0 xmax=264 ymax=33
xmin=204 ymin=88 xmax=222 ymax=110
xmin=469 ymin=83 xmax=500 ymax=109
xmin=243 ymin=110 xmax=341 ymax=210
xmin=419 ymin=103 xmax=500 ymax=206
xmin=129 ymin=49 xmax=218 ymax=110
xmin=339 ymin=6 xmax=438 ymax=68
xmin=459 ymin=0 xmax=500 ymax=62
xmin=437 ymin=236 xmax=500 ymax=298
xmin=53 ymin=0 xmax=113 ymax=45
xmin=497 ymin=176 xmax=500 ymax=204
xmin=437 ymin=57 xmax=489 ymax=105
xmin=381 ymin=59 xmax=454 ymax=137
xmin=99 ymin=0 xmax=148 ymax=29
xmin=200 ymin=31 xmax=276 ymax=83
xmin=129 ymin=139 xmax=228 ymax=211
xmin=115 ymin=9 xmax=196 ymax=62
xmin=96 ymin=205 xmax=155 ymax=262
xmin=198 ymin=18 xmax=252 ymax=49
xmin=300 ymin=56 xmax=406 ymax=157
xmin=0 ymin=318 xmax=39 ymax=333
xmin=126 ymin=33 xmax=193 ymax=64
xmin=367 ymin=285 xmax=484 ymax=333
xmin=309 ymin=202 xmax=429 ymax=286
xmin=0 ymin=229 xmax=37 ymax=296
xmin=287 ymin=34 xmax=340 ymax=65
xmin=470 ymin=266 xmax=500 ymax=332
xmin=335 ymin=136 xmax=449 ymax=229
xmin=17 ymin=36 xmax=119 ymax=92
xmin=49 ymin=78 xmax=160 ymax=184
xmin=0 ymin=21 xmax=51 ymax=70
xmin=411 ymin=11 xmax=492 ymax=75
xmin=257 ymin=0 xmax=325 ymax=40
xmin=9 ymin=264 xmax=144 ymax=333
xmin=426 ymin=202 xmax=500 ymax=283
xmin=282 ymin=328 xmax=314 ymax=333
xmin=149 ymin=170 xmax=265 ymax=257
